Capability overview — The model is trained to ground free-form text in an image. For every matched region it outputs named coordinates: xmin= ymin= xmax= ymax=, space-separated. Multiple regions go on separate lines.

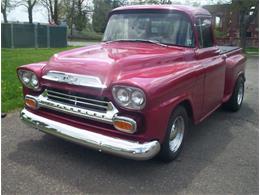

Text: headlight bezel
xmin=112 ymin=85 xmax=146 ymax=110
xmin=18 ymin=69 xmax=40 ymax=90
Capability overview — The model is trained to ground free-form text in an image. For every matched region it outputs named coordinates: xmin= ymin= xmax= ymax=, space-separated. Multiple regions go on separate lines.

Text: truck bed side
xmin=222 ymin=48 xmax=246 ymax=101
xmin=218 ymin=46 xmax=240 ymax=54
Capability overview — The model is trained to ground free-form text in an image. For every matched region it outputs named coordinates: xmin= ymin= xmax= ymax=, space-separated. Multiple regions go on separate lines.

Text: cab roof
xmin=112 ymin=5 xmax=211 ymax=17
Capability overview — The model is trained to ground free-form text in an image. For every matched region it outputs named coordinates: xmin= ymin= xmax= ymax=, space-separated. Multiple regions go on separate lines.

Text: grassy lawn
xmin=245 ymin=47 xmax=259 ymax=53
xmin=2 ymin=47 xmax=78 ymax=112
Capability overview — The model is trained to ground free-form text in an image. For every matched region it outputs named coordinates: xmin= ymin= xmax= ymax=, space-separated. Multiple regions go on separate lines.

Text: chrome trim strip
xmin=25 ymin=95 xmax=40 ymax=109
xmin=20 ymin=109 xmax=160 ymax=160
xmin=113 ymin=115 xmax=137 ymax=133
xmin=26 ymin=93 xmax=118 ymax=124
xmin=42 ymin=71 xmax=107 ymax=89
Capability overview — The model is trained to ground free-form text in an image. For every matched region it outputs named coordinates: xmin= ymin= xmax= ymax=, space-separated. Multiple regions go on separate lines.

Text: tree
xmin=92 ymin=0 xmax=128 ymax=33
xmin=111 ymin=0 xmax=129 ymax=8
xmin=1 ymin=0 xmax=13 ymax=23
xmin=40 ymin=0 xmax=61 ymax=24
xmin=92 ymin=0 xmax=112 ymax=33
xmin=63 ymin=0 xmax=76 ymax=36
xmin=17 ymin=0 xmax=38 ymax=23
xmin=231 ymin=0 xmax=258 ymax=50
xmin=62 ymin=0 xmax=92 ymax=34
xmin=74 ymin=0 xmax=88 ymax=31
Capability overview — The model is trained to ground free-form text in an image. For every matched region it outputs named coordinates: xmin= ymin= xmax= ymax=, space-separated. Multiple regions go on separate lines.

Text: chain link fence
xmin=2 ymin=23 xmax=67 ymax=48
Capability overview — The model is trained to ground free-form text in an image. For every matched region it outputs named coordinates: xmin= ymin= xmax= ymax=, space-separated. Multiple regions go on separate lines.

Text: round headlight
xmin=117 ymin=88 xmax=130 ymax=103
xmin=18 ymin=69 xmax=40 ymax=90
xmin=112 ymin=85 xmax=146 ymax=110
xmin=22 ymin=72 xmax=31 ymax=84
xmin=31 ymin=74 xmax=39 ymax=87
xmin=131 ymin=90 xmax=145 ymax=106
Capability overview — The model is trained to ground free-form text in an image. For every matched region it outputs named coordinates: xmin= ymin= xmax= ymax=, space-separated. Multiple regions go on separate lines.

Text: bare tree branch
xmin=16 ymin=0 xmax=39 ymax=23
xmin=40 ymin=0 xmax=61 ymax=24
xmin=1 ymin=0 xmax=14 ymax=23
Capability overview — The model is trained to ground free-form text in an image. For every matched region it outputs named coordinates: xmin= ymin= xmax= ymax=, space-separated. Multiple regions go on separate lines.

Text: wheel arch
xmin=237 ymin=71 xmax=246 ymax=82
xmin=178 ymin=99 xmax=194 ymax=124
xmin=167 ymin=97 xmax=195 ymax=125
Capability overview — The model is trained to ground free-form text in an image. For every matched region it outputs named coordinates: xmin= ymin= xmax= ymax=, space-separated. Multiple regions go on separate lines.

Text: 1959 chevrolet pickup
xmin=18 ymin=5 xmax=246 ymax=161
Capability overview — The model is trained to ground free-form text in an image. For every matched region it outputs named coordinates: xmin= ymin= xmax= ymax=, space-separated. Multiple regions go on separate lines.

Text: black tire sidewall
xmin=225 ymin=77 xmax=244 ymax=111
xmin=160 ymin=106 xmax=188 ymax=161
xmin=235 ymin=77 xmax=244 ymax=108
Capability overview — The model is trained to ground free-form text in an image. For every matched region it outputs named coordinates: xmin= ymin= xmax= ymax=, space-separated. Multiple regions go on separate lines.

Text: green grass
xmin=245 ymin=47 xmax=259 ymax=53
xmin=68 ymin=38 xmax=101 ymax=42
xmin=2 ymin=47 xmax=79 ymax=112
xmin=214 ymin=29 xmax=226 ymax=38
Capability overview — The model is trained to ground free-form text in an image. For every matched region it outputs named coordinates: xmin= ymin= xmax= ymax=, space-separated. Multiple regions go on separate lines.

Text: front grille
xmin=46 ymin=89 xmax=111 ymax=113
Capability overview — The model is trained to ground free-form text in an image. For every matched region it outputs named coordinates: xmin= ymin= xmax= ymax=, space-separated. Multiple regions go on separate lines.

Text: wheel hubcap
xmin=237 ymin=83 xmax=244 ymax=105
xmin=169 ymin=116 xmax=185 ymax=152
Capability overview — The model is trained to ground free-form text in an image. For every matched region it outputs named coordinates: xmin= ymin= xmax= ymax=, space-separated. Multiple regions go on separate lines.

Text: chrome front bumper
xmin=20 ymin=109 xmax=160 ymax=160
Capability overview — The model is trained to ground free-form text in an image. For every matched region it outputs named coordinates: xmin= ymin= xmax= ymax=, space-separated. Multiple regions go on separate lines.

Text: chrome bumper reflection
xmin=20 ymin=109 xmax=160 ymax=160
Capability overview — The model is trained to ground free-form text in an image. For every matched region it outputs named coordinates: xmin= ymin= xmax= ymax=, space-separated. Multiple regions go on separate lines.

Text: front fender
xmin=144 ymin=94 xmax=194 ymax=143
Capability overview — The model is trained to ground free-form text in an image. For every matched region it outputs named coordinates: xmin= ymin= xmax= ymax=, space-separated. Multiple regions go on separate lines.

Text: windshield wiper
xmin=103 ymin=39 xmax=169 ymax=47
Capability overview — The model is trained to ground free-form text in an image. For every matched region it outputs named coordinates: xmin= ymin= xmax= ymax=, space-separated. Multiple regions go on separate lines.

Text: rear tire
xmin=223 ymin=76 xmax=244 ymax=112
xmin=159 ymin=106 xmax=188 ymax=162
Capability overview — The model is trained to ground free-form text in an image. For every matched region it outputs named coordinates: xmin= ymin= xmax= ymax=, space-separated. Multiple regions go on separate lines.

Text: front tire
xmin=224 ymin=76 xmax=244 ymax=112
xmin=159 ymin=106 xmax=188 ymax=162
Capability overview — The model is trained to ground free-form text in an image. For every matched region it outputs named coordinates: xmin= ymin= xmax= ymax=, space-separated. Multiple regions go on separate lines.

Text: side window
xmin=196 ymin=18 xmax=214 ymax=48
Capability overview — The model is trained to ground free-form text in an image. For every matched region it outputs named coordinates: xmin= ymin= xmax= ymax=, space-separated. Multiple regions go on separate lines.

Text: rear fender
xmin=224 ymin=54 xmax=246 ymax=99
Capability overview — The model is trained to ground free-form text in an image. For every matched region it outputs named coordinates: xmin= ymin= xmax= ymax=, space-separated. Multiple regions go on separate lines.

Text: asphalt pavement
xmin=2 ymin=56 xmax=259 ymax=194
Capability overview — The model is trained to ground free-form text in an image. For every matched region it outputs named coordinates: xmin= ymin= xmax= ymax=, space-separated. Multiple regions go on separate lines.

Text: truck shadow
xmin=7 ymin=102 xmax=256 ymax=194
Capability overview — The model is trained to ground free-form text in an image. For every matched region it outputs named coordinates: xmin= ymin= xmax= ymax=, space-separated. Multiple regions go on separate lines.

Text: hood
xmin=42 ymin=42 xmax=193 ymax=88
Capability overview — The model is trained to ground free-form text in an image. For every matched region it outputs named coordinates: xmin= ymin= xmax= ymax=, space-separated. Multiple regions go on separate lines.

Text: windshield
xmin=103 ymin=12 xmax=194 ymax=47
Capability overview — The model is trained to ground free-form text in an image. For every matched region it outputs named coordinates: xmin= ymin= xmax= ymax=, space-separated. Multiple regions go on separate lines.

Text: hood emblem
xmin=42 ymin=71 xmax=107 ymax=89
xmin=62 ymin=75 xmax=78 ymax=84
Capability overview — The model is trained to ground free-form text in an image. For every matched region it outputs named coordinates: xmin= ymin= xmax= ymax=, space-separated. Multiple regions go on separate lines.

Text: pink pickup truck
xmin=18 ymin=5 xmax=246 ymax=161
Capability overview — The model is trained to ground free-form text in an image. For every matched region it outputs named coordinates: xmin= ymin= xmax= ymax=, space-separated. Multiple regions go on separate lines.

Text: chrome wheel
xmin=237 ymin=83 xmax=244 ymax=105
xmin=169 ymin=116 xmax=185 ymax=152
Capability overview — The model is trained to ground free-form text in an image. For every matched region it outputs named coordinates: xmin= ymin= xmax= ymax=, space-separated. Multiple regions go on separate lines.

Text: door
xmin=195 ymin=17 xmax=226 ymax=116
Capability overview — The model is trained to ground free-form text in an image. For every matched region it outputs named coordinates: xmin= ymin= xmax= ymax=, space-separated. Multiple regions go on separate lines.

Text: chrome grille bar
xmin=46 ymin=93 xmax=109 ymax=110
xmin=27 ymin=89 xmax=119 ymax=124
xmin=45 ymin=89 xmax=111 ymax=112
xmin=46 ymin=89 xmax=108 ymax=105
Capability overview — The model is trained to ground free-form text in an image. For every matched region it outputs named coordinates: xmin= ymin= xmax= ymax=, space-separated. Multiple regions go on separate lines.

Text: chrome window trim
xmin=42 ymin=71 xmax=107 ymax=89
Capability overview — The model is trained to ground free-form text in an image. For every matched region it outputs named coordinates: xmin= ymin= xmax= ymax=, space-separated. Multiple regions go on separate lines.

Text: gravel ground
xmin=2 ymin=56 xmax=258 ymax=194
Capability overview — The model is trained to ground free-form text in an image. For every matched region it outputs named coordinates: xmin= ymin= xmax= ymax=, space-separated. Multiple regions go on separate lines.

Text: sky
xmin=1 ymin=4 xmax=49 ymax=23
xmin=1 ymin=0 xmax=230 ymax=23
